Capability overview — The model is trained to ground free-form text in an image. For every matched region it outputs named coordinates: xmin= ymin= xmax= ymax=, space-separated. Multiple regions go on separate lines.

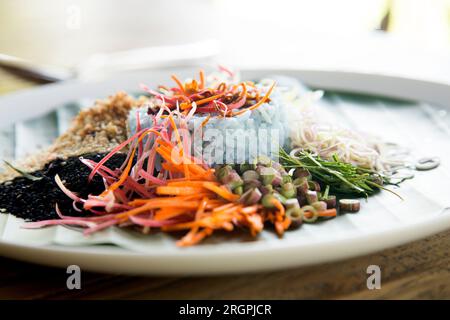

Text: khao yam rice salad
xmin=0 ymin=67 xmax=433 ymax=246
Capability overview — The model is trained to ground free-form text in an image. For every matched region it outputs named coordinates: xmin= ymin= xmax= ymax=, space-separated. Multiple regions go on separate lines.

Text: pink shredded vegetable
xmin=22 ymin=68 xmax=282 ymax=247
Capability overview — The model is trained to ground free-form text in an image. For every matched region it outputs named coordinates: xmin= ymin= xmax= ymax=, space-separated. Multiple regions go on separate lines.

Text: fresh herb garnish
xmin=279 ymin=148 xmax=401 ymax=198
xmin=3 ymin=160 xmax=43 ymax=181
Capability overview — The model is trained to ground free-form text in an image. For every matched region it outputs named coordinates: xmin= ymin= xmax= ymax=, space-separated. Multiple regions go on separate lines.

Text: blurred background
xmin=1 ymin=0 xmax=450 ymax=93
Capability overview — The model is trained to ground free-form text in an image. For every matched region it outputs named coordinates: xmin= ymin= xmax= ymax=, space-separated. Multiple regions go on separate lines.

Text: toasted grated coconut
xmin=0 ymin=92 xmax=149 ymax=182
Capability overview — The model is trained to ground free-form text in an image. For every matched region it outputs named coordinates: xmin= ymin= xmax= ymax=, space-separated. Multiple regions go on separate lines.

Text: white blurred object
xmin=76 ymin=39 xmax=221 ymax=81
xmin=0 ymin=39 xmax=221 ymax=82
xmin=389 ymin=0 xmax=450 ymax=52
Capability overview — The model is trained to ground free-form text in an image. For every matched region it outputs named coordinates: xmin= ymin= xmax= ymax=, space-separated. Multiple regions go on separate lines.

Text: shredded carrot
xmin=239 ymin=82 xmax=247 ymax=101
xmin=161 ymin=162 xmax=184 ymax=174
xmin=100 ymin=128 xmax=163 ymax=196
xmin=167 ymin=180 xmax=219 ymax=187
xmin=214 ymin=204 xmax=242 ymax=215
xmin=233 ymin=82 xmax=275 ymax=116
xmin=171 ymin=74 xmax=185 ymax=93
xmin=239 ymin=205 xmax=260 ymax=214
xmin=155 ymin=138 xmax=173 ymax=149
xmin=243 ymin=213 xmax=264 ymax=236
xmin=100 ymin=145 xmax=137 ymax=196
xmin=271 ymin=198 xmax=285 ymax=217
xmin=43 ymin=69 xmax=344 ymax=248
xmin=199 ymin=69 xmax=205 ymax=89
xmin=128 ymin=195 xmax=207 ymax=206
xmin=168 ymin=114 xmax=189 ymax=179
xmin=177 ymin=227 xmax=213 ymax=247
xmin=200 ymin=115 xmax=211 ymax=128
xmin=212 ymin=202 xmax=235 ymax=212
xmin=194 ymin=93 xmax=224 ymax=106
xmin=216 ymin=82 xmax=227 ymax=92
xmin=154 ymin=207 xmax=190 ymax=221
xmin=156 ymin=186 xmax=209 ymax=196
xmin=115 ymin=200 xmax=201 ymax=220
xmin=274 ymin=220 xmax=284 ymax=236
xmin=202 ymin=182 xmax=239 ymax=202
xmin=185 ymin=193 xmax=219 ymax=202
xmin=156 ymin=143 xmax=208 ymax=178
xmin=162 ymin=211 xmax=236 ymax=232
xmin=314 ymin=208 xmax=337 ymax=218
xmin=195 ymin=197 xmax=209 ymax=220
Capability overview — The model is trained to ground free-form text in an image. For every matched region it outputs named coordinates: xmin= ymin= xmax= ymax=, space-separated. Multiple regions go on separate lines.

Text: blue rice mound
xmin=128 ymin=77 xmax=306 ymax=165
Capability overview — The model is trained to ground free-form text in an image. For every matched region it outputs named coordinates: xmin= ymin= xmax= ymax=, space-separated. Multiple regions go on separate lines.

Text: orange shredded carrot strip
xmin=217 ymin=82 xmax=227 ymax=92
xmin=239 ymin=82 xmax=247 ymax=100
xmin=156 ymin=186 xmax=208 ymax=196
xmin=243 ymin=213 xmax=264 ymax=236
xmin=180 ymin=159 xmax=208 ymax=176
xmin=283 ymin=216 xmax=291 ymax=228
xmin=239 ymin=205 xmax=260 ymax=214
xmin=171 ymin=74 xmax=185 ymax=93
xmin=156 ymin=144 xmax=173 ymax=155
xmin=215 ymin=204 xmax=242 ymax=215
xmin=233 ymin=82 xmax=275 ymax=116
xmin=115 ymin=200 xmax=202 ymax=219
xmin=100 ymin=129 xmax=162 ymax=196
xmin=157 ymin=148 xmax=178 ymax=165
xmin=177 ymin=227 xmax=213 ymax=247
xmin=163 ymin=175 xmax=213 ymax=183
xmin=129 ymin=194 xmax=223 ymax=206
xmin=209 ymin=200 xmax=228 ymax=208
xmin=200 ymin=115 xmax=211 ymax=128
xmin=162 ymin=212 xmax=234 ymax=232
xmin=100 ymin=145 xmax=137 ymax=196
xmin=271 ymin=199 xmax=291 ymax=236
xmin=157 ymin=136 xmax=208 ymax=179
xmin=199 ymin=69 xmax=205 ymax=89
xmin=114 ymin=202 xmax=155 ymax=220
xmin=185 ymin=193 xmax=218 ymax=202
xmin=167 ymin=180 xmax=219 ymax=187
xmin=315 ymin=208 xmax=337 ymax=218
xmin=127 ymin=196 xmax=197 ymax=206
xmin=161 ymin=221 xmax=195 ymax=231
xmin=156 ymin=138 xmax=174 ymax=149
xmin=168 ymin=114 xmax=189 ymax=179
xmin=271 ymin=198 xmax=285 ymax=217
xmin=274 ymin=219 xmax=285 ymax=236
xmin=161 ymin=162 xmax=184 ymax=173
xmin=202 ymin=182 xmax=239 ymax=202
xmin=176 ymin=226 xmax=199 ymax=246
xmin=212 ymin=202 xmax=235 ymax=212
xmin=195 ymin=93 xmax=224 ymax=106
xmin=154 ymin=207 xmax=191 ymax=221
xmin=180 ymin=102 xmax=191 ymax=110
xmin=186 ymin=79 xmax=198 ymax=92
xmin=157 ymin=147 xmax=197 ymax=176
xmin=195 ymin=197 xmax=209 ymax=219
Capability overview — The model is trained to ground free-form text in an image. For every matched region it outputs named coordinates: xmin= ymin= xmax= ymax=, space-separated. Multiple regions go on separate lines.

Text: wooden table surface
xmin=0 ymin=69 xmax=449 ymax=300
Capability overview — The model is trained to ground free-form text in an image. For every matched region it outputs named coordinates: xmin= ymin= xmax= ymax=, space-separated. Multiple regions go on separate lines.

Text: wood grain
xmin=0 ymin=229 xmax=448 ymax=300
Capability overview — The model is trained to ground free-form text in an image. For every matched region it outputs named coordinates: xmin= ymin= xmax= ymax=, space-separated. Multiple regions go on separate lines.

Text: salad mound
xmin=1 ymin=67 xmax=415 ymax=246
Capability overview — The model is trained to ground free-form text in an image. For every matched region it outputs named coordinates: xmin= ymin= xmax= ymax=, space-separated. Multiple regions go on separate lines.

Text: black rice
xmin=0 ymin=153 xmax=126 ymax=221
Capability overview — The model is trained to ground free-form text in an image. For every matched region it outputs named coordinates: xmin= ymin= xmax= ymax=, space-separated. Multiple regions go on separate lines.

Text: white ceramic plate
xmin=0 ymin=67 xmax=449 ymax=275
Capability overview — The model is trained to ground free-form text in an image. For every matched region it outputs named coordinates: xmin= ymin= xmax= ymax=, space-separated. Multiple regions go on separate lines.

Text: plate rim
xmin=1 ymin=211 xmax=449 ymax=275
xmin=0 ymin=67 xmax=449 ymax=275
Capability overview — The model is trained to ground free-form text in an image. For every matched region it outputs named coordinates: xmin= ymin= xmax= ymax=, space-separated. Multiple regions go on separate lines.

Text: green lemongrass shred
xmin=3 ymin=160 xmax=42 ymax=182
xmin=278 ymin=148 xmax=401 ymax=199
xmin=366 ymin=180 xmax=403 ymax=200
xmin=323 ymin=185 xmax=330 ymax=199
